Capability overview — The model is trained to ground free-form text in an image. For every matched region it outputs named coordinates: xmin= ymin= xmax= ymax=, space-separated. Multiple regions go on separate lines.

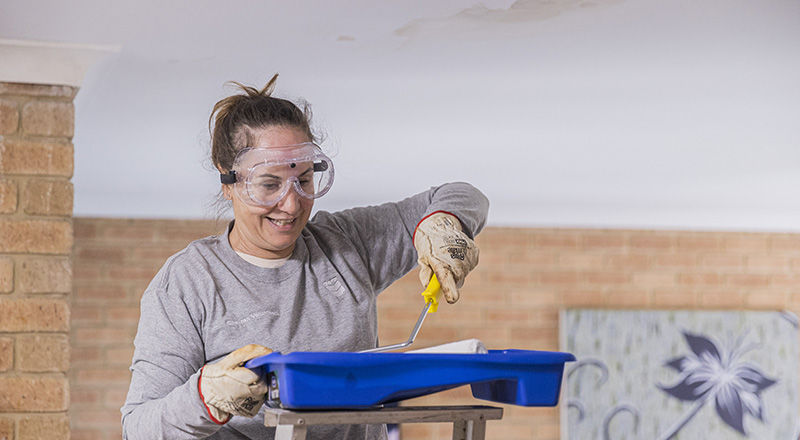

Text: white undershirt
xmin=235 ymin=251 xmax=289 ymax=268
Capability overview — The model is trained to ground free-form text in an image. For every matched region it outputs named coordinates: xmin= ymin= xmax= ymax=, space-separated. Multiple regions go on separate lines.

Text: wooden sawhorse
xmin=264 ymin=405 xmax=503 ymax=440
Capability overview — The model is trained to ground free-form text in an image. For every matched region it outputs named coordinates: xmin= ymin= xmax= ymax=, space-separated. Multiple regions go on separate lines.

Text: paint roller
xmin=360 ymin=275 xmax=488 ymax=354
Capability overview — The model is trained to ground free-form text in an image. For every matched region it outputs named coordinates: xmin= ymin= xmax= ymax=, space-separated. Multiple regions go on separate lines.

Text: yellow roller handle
xmin=421 ymin=274 xmax=442 ymax=313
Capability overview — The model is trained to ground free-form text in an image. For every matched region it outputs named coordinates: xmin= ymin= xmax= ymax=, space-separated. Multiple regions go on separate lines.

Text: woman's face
xmin=225 ymin=126 xmax=314 ymax=259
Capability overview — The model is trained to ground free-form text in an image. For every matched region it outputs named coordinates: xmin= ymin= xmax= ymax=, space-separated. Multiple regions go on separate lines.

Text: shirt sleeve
xmin=314 ymin=182 xmax=489 ymax=293
xmin=418 ymin=181 xmax=490 ymax=239
xmin=121 ymin=263 xmax=222 ymax=440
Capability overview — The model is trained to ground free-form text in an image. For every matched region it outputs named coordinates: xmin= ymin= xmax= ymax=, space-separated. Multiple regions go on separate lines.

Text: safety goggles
xmin=220 ymin=142 xmax=334 ymax=206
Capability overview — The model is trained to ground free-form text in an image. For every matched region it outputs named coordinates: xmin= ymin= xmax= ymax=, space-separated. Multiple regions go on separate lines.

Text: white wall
xmin=3 ymin=0 xmax=799 ymax=230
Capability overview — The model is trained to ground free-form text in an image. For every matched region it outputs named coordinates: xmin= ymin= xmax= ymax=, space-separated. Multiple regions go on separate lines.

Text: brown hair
xmin=209 ymin=73 xmax=315 ymax=172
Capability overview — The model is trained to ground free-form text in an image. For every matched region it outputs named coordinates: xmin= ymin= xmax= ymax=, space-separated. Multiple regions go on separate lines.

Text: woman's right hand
xmin=198 ymin=344 xmax=273 ymax=424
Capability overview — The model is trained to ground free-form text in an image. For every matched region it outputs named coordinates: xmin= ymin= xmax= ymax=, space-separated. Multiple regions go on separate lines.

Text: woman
xmin=121 ymin=74 xmax=490 ymax=439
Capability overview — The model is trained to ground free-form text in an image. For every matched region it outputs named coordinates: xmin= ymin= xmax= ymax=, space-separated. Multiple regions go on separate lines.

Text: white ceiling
xmin=3 ymin=0 xmax=799 ymax=231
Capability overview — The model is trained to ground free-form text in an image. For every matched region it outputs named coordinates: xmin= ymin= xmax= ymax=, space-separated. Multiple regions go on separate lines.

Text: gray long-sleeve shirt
xmin=121 ymin=183 xmax=489 ymax=439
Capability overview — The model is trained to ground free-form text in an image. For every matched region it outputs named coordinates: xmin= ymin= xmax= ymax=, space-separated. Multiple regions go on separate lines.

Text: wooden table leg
xmin=274 ymin=423 xmax=307 ymax=440
xmin=453 ymin=419 xmax=487 ymax=440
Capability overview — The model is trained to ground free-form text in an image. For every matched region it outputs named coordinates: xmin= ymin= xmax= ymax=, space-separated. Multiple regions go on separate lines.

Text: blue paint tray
xmin=245 ymin=349 xmax=575 ymax=409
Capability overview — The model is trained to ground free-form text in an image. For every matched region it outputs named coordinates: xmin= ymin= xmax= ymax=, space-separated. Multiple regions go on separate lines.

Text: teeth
xmin=270 ymin=218 xmax=293 ymax=226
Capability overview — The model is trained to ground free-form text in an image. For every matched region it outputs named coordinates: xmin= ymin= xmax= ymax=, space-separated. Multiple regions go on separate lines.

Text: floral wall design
xmin=560 ymin=309 xmax=799 ymax=440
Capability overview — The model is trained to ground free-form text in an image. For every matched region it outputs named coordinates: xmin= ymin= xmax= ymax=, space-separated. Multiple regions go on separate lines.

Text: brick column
xmin=0 ymin=82 xmax=75 ymax=440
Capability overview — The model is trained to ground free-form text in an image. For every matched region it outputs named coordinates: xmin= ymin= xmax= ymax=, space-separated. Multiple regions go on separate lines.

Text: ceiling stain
xmin=394 ymin=0 xmax=624 ymax=41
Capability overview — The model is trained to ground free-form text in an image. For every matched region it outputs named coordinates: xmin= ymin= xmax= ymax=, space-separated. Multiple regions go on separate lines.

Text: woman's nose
xmin=276 ymin=184 xmax=302 ymax=211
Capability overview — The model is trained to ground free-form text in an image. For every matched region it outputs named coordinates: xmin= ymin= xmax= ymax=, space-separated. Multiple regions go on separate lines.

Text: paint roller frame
xmin=358 ymin=275 xmax=441 ymax=353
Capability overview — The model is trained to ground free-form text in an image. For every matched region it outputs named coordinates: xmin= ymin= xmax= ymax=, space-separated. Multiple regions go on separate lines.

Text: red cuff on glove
xmin=198 ymin=365 xmax=231 ymax=425
xmin=413 ymin=210 xmax=460 ymax=244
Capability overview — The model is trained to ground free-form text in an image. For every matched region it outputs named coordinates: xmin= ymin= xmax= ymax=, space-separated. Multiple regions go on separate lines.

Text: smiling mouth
xmin=268 ymin=217 xmax=295 ymax=227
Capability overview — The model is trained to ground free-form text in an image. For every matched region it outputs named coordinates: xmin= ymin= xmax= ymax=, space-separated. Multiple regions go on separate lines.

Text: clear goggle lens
xmin=222 ymin=143 xmax=334 ymax=206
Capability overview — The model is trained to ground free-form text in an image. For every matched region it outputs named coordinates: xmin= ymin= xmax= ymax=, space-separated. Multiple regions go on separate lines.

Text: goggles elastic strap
xmin=220 ymin=170 xmax=237 ymax=184
xmin=222 ymin=165 xmax=323 ymax=183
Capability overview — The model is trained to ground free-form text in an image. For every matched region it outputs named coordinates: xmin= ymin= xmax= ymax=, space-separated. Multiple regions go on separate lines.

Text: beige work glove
xmin=199 ymin=344 xmax=273 ymax=424
xmin=413 ymin=212 xmax=479 ymax=304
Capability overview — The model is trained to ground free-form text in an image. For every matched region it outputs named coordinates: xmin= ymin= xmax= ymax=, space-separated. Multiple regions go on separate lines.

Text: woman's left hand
xmin=413 ymin=212 xmax=479 ymax=304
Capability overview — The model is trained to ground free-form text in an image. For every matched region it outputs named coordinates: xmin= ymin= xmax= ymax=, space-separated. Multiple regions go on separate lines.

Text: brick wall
xmin=69 ymin=218 xmax=800 ymax=440
xmin=0 ymin=82 xmax=77 ymax=440
xmin=70 ymin=219 xmax=227 ymax=439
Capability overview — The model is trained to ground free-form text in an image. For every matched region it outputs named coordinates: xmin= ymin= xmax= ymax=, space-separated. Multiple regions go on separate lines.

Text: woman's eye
xmin=255 ymin=181 xmax=281 ymax=190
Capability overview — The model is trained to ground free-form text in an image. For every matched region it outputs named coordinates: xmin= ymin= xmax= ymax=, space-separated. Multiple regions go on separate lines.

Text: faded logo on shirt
xmin=323 ymin=277 xmax=347 ymax=299
xmin=226 ymin=310 xmax=280 ymax=327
